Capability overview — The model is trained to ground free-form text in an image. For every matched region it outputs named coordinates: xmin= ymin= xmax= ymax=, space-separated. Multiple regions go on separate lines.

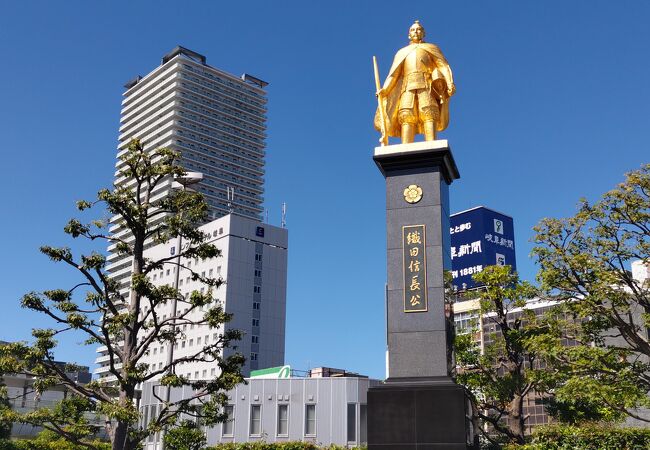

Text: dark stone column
xmin=368 ymin=140 xmax=473 ymax=449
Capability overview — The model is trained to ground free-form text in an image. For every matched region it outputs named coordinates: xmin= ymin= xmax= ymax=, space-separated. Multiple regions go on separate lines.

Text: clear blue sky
xmin=0 ymin=1 xmax=648 ymax=380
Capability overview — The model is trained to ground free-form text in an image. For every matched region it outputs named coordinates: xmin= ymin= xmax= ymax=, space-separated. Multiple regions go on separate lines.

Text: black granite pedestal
xmin=368 ymin=378 xmax=471 ymax=449
xmin=369 ymin=141 xmax=473 ymax=449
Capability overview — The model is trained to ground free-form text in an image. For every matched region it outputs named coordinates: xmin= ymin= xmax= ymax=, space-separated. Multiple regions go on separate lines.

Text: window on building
xmin=209 ymin=269 xmax=213 ymax=277
xmin=166 ymin=269 xmax=170 ymax=276
xmin=211 ymin=368 xmax=216 ymax=376
xmin=189 ymin=339 xmax=193 ymax=347
xmin=197 ymin=337 xmax=201 ymax=345
xmin=347 ymin=403 xmax=356 ymax=442
xmin=202 ymin=369 xmax=207 ymax=378
xmin=222 ymin=405 xmax=235 ymax=436
xmin=253 ymin=286 xmax=261 ymax=294
xmin=354 ymin=404 xmax=365 ymax=443
xmin=217 ymin=266 xmax=222 ymax=274
xmin=251 ymin=335 xmax=259 ymax=344
xmin=250 ymin=405 xmax=261 ymax=436
xmin=253 ymin=302 xmax=260 ymax=310
xmin=195 ymin=371 xmax=199 ymax=379
xmin=277 ymin=404 xmax=288 ymax=436
xmin=252 ymin=318 xmax=260 ymax=327
xmin=305 ymin=404 xmax=316 ymax=436
xmin=250 ymin=352 xmax=258 ymax=361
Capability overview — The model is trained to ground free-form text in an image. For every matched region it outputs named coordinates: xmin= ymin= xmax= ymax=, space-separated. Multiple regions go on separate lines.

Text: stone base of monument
xmin=367 ymin=378 xmax=472 ymax=449
xmin=369 ymin=140 xmax=474 ymax=449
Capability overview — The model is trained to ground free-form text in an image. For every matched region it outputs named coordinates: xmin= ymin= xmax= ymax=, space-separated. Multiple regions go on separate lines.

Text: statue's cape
xmin=374 ymin=42 xmax=453 ymax=137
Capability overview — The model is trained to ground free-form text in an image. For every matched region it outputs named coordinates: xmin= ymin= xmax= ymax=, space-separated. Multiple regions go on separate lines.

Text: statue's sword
xmin=373 ymin=56 xmax=389 ymax=146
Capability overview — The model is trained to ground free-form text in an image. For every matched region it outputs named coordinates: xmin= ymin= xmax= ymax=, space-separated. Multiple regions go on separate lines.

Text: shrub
xmin=503 ymin=424 xmax=650 ymax=449
xmin=165 ymin=421 xmax=207 ymax=450
xmin=0 ymin=432 xmax=111 ymax=450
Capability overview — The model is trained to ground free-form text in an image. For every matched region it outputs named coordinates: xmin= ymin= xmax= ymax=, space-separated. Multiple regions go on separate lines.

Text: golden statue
xmin=374 ymin=21 xmax=456 ymax=145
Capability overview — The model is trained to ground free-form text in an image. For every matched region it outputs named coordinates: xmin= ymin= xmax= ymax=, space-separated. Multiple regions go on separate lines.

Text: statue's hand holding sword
xmin=373 ymin=56 xmax=389 ymax=146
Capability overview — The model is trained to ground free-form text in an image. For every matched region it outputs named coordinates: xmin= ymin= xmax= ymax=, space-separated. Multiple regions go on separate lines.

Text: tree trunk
xmin=508 ymin=392 xmax=526 ymax=444
xmin=112 ymin=234 xmax=144 ymax=450
xmin=112 ymin=420 xmax=128 ymax=450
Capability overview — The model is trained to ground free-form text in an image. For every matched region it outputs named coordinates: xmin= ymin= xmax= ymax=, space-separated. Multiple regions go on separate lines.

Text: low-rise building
xmin=139 ymin=368 xmax=379 ymax=449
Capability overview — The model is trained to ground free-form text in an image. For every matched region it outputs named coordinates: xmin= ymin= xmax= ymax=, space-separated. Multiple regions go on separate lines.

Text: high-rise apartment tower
xmin=95 ymin=47 xmax=283 ymax=379
xmin=106 ymin=46 xmax=267 ymax=289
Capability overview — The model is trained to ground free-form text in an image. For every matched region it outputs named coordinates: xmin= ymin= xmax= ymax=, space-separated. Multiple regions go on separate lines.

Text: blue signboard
xmin=450 ymin=206 xmax=516 ymax=290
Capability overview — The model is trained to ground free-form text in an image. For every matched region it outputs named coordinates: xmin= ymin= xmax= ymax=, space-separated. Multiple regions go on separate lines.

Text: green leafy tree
xmin=163 ymin=420 xmax=206 ymax=450
xmin=454 ymin=265 xmax=551 ymax=445
xmin=532 ymin=163 xmax=650 ymax=421
xmin=0 ymin=139 xmax=244 ymax=450
xmin=0 ymin=382 xmax=11 ymax=440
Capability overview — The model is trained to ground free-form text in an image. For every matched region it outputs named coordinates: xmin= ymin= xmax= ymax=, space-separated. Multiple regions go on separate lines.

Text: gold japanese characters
xmin=403 ymin=184 xmax=423 ymax=204
xmin=403 ymin=225 xmax=428 ymax=313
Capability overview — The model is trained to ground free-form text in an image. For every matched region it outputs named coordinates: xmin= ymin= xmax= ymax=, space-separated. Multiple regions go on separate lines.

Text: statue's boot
xmin=423 ymin=120 xmax=436 ymax=141
xmin=401 ymin=123 xmax=415 ymax=143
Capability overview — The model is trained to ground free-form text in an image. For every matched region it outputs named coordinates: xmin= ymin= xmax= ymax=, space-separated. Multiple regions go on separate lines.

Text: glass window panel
xmin=347 ymin=403 xmax=356 ymax=442
xmin=250 ymin=404 xmax=261 ymax=435
xmin=277 ymin=404 xmax=288 ymax=436
xmin=222 ymin=405 xmax=234 ymax=436
xmin=360 ymin=404 xmax=367 ymax=444
xmin=305 ymin=404 xmax=316 ymax=436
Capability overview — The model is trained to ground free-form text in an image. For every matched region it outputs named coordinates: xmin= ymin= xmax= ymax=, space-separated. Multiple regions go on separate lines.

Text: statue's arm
xmin=439 ymin=64 xmax=455 ymax=96
xmin=378 ymin=62 xmax=402 ymax=97
xmin=427 ymin=44 xmax=455 ymax=95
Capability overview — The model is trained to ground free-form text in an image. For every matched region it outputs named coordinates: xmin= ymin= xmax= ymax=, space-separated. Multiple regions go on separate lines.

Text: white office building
xmin=95 ymin=214 xmax=288 ymax=380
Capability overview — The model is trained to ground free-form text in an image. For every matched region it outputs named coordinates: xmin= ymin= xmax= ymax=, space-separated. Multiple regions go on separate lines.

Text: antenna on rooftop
xmin=281 ymin=202 xmax=287 ymax=228
xmin=226 ymin=186 xmax=234 ymax=214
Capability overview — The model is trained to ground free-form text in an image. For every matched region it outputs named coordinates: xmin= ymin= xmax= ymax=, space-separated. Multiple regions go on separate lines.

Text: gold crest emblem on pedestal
xmin=403 ymin=184 xmax=423 ymax=204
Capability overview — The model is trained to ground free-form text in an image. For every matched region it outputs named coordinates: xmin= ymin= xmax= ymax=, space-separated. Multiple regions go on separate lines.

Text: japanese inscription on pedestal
xmin=403 ymin=225 xmax=428 ymax=312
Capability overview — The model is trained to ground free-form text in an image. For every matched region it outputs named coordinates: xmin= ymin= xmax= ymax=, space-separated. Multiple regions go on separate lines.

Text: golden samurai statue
xmin=374 ymin=20 xmax=456 ymax=144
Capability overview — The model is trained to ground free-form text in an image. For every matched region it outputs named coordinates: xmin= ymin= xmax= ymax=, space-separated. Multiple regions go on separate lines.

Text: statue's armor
xmin=398 ymin=44 xmax=440 ymax=124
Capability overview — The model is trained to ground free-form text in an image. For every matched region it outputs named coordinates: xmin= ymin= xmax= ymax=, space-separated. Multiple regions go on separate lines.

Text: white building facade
xmin=95 ymin=214 xmax=287 ymax=380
